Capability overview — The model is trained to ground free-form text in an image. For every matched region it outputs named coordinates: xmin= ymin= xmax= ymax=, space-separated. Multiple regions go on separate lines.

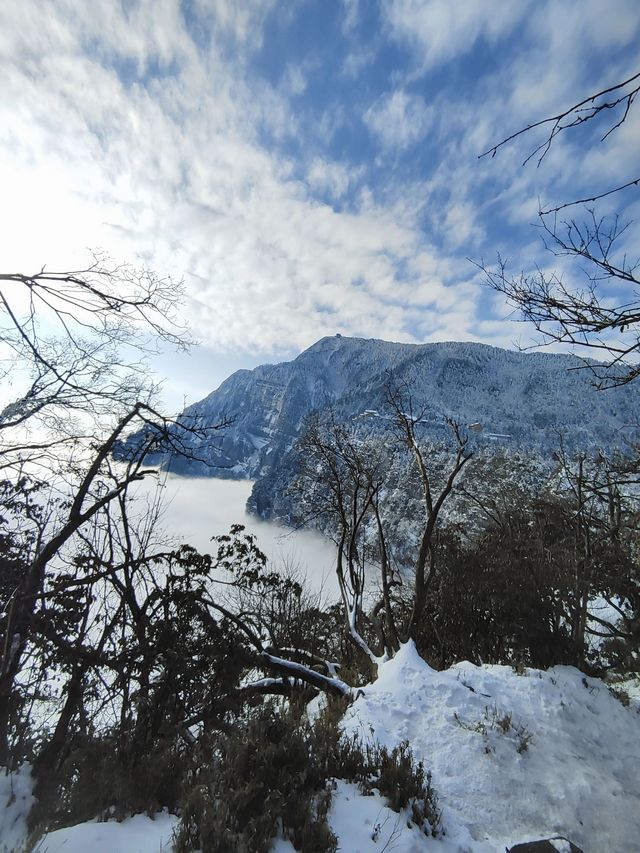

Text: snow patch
xmin=37 ymin=812 xmax=179 ymax=853
xmin=343 ymin=652 xmax=640 ymax=852
xmin=328 ymin=779 xmax=452 ymax=852
xmin=0 ymin=766 xmax=34 ymax=853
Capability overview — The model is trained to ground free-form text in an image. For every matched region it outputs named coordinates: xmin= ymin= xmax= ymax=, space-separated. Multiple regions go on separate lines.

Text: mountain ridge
xmin=138 ymin=337 xmax=640 ymax=515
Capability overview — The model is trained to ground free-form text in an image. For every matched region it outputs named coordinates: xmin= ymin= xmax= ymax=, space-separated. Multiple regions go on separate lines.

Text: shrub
xmin=26 ymin=666 xmax=440 ymax=851
xmin=173 ymin=699 xmax=441 ymax=852
xmin=28 ymin=733 xmax=186 ymax=837
xmin=454 ymin=704 xmax=533 ymax=755
xmin=173 ymin=705 xmax=339 ymax=853
xmin=608 ymin=686 xmax=631 ymax=707
xmin=373 ymin=741 xmax=440 ymax=834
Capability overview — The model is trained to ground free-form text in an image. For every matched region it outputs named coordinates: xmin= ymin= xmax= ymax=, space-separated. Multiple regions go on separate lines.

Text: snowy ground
xmin=2 ymin=644 xmax=639 ymax=852
xmin=0 ymin=765 xmax=33 ymax=853
xmin=34 ymin=813 xmax=179 ymax=853
xmin=339 ymin=643 xmax=640 ymax=852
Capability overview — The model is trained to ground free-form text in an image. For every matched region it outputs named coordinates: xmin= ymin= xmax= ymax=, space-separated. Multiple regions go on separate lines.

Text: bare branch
xmin=479 ymin=71 xmax=640 ymax=165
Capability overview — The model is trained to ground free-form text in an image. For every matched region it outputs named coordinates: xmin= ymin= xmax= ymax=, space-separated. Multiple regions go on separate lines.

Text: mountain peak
xmin=148 ymin=337 xmax=640 ymax=483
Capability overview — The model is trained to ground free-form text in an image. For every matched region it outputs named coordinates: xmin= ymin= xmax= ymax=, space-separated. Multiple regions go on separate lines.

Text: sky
xmin=1 ymin=0 xmax=639 ymax=411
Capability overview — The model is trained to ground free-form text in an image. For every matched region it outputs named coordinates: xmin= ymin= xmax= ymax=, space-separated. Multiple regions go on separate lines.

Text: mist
xmin=134 ymin=473 xmax=341 ymax=601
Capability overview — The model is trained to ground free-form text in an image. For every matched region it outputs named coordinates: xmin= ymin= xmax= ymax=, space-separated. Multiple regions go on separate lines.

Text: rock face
xmin=507 ymin=837 xmax=583 ymax=852
xmin=140 ymin=335 xmax=640 ymax=519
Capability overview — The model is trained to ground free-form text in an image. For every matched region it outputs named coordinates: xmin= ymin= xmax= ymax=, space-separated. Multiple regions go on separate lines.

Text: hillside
xmin=4 ymin=645 xmax=639 ymax=852
xmin=132 ymin=336 xmax=640 ymax=528
xmin=150 ymin=336 xmax=639 ymax=473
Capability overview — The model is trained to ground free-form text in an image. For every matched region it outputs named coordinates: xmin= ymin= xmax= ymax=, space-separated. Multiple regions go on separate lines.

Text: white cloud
xmin=2 ymin=0 xmax=636 ymax=385
xmin=0 ymin=1 xmax=477 ymax=359
xmin=442 ymin=201 xmax=484 ymax=250
xmin=341 ymin=44 xmax=376 ymax=78
xmin=281 ymin=63 xmax=307 ymax=96
xmin=364 ymin=90 xmax=432 ymax=150
xmin=193 ymin=0 xmax=278 ymax=49
xmin=384 ymin=0 xmax=530 ymax=70
xmin=341 ymin=0 xmax=360 ymax=34
xmin=306 ymin=158 xmax=359 ymax=200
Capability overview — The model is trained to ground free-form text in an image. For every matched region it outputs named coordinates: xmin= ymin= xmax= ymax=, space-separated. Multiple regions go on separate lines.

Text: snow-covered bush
xmin=454 ymin=705 xmax=534 ymax=755
xmin=368 ymin=740 xmax=440 ymax=835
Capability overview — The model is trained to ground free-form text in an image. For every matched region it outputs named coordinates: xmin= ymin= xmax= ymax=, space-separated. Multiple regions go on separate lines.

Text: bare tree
xmin=0 ymin=252 xmax=229 ymax=765
xmin=549 ymin=441 xmax=640 ymax=663
xmin=480 ymin=71 xmax=640 ymax=177
xmin=0 ymin=251 xmax=191 ymax=471
xmin=479 ymin=71 xmax=640 ymax=387
xmin=386 ymin=385 xmax=472 ymax=639
xmin=296 ymin=414 xmax=389 ymax=663
xmin=0 ymin=401 xmax=223 ymax=765
xmin=295 ymin=392 xmax=471 ymax=665
xmin=2 ymin=425 xmax=355 ymax=783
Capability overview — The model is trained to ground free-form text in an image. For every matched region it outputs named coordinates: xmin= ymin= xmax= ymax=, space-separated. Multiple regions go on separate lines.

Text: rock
xmin=507 ymin=836 xmax=584 ymax=853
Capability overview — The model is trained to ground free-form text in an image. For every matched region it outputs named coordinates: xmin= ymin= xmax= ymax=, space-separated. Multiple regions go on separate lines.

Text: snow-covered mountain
xmin=141 ymin=335 xmax=640 ymax=517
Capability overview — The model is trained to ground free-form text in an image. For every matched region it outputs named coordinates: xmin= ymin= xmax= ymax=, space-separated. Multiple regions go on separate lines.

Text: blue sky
xmin=1 ymin=1 xmax=639 ymax=410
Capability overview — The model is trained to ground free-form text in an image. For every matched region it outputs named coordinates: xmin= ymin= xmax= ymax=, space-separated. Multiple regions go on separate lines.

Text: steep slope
xmin=7 ymin=649 xmax=639 ymax=852
xmin=153 ymin=336 xmax=424 ymax=477
xmin=138 ymin=336 xmax=640 ymax=524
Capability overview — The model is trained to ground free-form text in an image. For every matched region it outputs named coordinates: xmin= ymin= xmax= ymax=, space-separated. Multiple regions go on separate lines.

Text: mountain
xmin=138 ymin=335 xmax=640 ymax=520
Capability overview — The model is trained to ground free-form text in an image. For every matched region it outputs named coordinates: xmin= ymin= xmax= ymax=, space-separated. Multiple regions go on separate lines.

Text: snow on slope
xmin=0 ymin=765 xmax=33 ymax=853
xmin=3 ymin=647 xmax=638 ymax=852
xmin=137 ymin=336 xmax=640 ymax=484
xmin=340 ymin=642 xmax=640 ymax=853
xmin=36 ymin=813 xmax=179 ymax=853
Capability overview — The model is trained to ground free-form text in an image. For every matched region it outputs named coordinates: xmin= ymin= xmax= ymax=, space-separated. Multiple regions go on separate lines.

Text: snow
xmin=167 ymin=336 xmax=640 ymax=488
xmin=0 ymin=765 xmax=34 ymax=853
xmin=37 ymin=812 xmax=179 ymax=853
xmin=273 ymin=777 xmax=457 ymax=853
xmin=3 ymin=644 xmax=639 ymax=852
xmin=327 ymin=779 xmax=455 ymax=852
xmin=615 ymin=674 xmax=640 ymax=703
xmin=0 ymin=774 xmax=177 ymax=853
xmin=549 ymin=840 xmax=573 ymax=853
xmin=340 ymin=641 xmax=640 ymax=852
xmin=271 ymin=840 xmax=298 ymax=853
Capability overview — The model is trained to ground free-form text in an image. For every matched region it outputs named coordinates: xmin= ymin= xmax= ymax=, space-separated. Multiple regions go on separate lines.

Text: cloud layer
xmin=1 ymin=0 xmax=638 ymax=400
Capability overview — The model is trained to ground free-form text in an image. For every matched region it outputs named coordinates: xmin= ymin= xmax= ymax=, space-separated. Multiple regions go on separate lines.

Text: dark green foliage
xmin=410 ymin=489 xmax=639 ymax=671
xmin=173 ymin=701 xmax=440 ymax=853
xmin=375 ymin=741 xmax=439 ymax=831
xmin=173 ymin=705 xmax=339 ymax=853
xmin=21 ymin=528 xmax=288 ymax=836
xmin=331 ymin=734 xmax=440 ymax=835
xmin=600 ymin=633 xmax=640 ymax=674
xmin=608 ymin=685 xmax=631 ymax=707
xmin=29 ymin=734 xmax=187 ymax=836
xmin=0 ymin=481 xmax=33 ymax=603
xmin=0 ymin=478 xmax=51 ymax=768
